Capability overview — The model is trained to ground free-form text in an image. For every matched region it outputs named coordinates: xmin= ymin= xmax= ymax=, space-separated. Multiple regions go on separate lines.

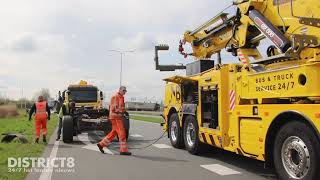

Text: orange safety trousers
xmin=99 ymin=118 xmax=128 ymax=152
xmin=35 ymin=101 xmax=48 ymax=139
xmin=35 ymin=118 xmax=47 ymax=139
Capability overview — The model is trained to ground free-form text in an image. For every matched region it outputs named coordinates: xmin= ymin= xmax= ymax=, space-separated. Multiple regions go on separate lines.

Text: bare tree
xmin=32 ymin=88 xmax=51 ymax=101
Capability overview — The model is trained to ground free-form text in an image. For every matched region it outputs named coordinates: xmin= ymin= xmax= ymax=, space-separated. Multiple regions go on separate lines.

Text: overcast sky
xmin=0 ymin=0 xmax=238 ymax=102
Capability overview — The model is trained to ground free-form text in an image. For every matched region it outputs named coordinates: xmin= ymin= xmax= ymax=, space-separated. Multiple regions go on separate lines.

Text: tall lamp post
xmin=108 ymin=49 xmax=134 ymax=86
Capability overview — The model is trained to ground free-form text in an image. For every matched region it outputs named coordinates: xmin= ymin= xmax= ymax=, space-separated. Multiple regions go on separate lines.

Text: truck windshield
xmin=69 ymin=90 xmax=97 ymax=103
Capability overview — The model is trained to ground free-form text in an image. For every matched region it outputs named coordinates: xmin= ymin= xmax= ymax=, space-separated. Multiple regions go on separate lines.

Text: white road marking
xmin=200 ymin=164 xmax=241 ymax=176
xmin=130 ymin=134 xmax=143 ymax=138
xmin=73 ymin=136 xmax=79 ymax=142
xmin=38 ymin=140 xmax=60 ymax=180
xmin=78 ymin=133 xmax=114 ymax=155
xmin=77 ymin=133 xmax=91 ymax=144
xmin=153 ymin=144 xmax=172 ymax=149
xmin=82 ymin=144 xmax=114 ymax=155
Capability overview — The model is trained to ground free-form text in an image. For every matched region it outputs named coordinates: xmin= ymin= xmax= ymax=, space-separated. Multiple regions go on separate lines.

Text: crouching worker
xmin=97 ymin=86 xmax=131 ymax=155
xmin=56 ymin=101 xmax=75 ymax=141
xmin=29 ymin=96 xmax=51 ymax=143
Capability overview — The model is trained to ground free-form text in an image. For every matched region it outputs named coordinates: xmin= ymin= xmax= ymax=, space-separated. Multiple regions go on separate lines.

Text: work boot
xmin=97 ymin=144 xmax=105 ymax=154
xmin=35 ymin=138 xmax=39 ymax=143
xmin=43 ymin=135 xmax=47 ymax=143
xmin=120 ymin=152 xmax=132 ymax=156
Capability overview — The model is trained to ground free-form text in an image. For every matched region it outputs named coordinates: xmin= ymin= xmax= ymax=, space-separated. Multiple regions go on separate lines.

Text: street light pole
xmin=120 ymin=52 xmax=123 ymax=86
xmin=108 ymin=49 xmax=134 ymax=86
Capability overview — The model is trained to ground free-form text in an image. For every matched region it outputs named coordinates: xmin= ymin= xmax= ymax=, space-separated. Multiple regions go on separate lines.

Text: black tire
xmin=125 ymin=129 xmax=129 ymax=140
xmin=62 ymin=115 xmax=73 ymax=143
xmin=123 ymin=116 xmax=130 ymax=140
xmin=169 ymin=113 xmax=184 ymax=148
xmin=101 ymin=121 xmax=112 ymax=134
xmin=274 ymin=121 xmax=320 ymax=180
xmin=183 ymin=115 xmax=204 ymax=155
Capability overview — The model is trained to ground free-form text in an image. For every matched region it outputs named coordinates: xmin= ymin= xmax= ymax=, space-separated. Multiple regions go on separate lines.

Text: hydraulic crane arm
xmin=153 ymin=0 xmax=320 ymax=72
xmin=180 ymin=0 xmax=320 ymax=65
xmin=154 ymin=44 xmax=186 ymax=71
xmin=181 ymin=13 xmax=237 ymax=59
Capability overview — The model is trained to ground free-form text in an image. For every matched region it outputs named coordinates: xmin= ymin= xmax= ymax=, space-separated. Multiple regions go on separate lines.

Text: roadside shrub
xmin=0 ymin=105 xmax=19 ymax=118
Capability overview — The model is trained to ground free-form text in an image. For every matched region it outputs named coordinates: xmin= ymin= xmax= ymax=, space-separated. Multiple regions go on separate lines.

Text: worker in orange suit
xmin=97 ymin=86 xmax=131 ymax=155
xmin=29 ymin=96 xmax=51 ymax=143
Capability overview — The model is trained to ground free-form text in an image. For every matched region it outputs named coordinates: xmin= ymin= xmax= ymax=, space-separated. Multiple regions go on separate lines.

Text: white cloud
xmin=0 ymin=0 xmax=234 ymax=101
xmin=1 ymin=32 xmax=68 ymax=54
xmin=111 ymin=32 xmax=156 ymax=52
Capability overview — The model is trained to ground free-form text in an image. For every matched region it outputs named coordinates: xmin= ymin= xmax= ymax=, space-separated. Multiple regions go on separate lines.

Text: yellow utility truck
xmin=155 ymin=0 xmax=320 ymax=179
xmin=60 ymin=80 xmax=130 ymax=143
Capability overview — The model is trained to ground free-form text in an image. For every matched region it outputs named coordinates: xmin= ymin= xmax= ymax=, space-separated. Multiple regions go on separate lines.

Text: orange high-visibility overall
xmin=35 ymin=101 xmax=48 ymax=139
xmin=99 ymin=93 xmax=128 ymax=152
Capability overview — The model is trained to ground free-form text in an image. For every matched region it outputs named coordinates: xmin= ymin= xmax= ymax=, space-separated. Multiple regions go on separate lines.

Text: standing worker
xmin=29 ymin=96 xmax=51 ymax=143
xmin=97 ymin=86 xmax=131 ymax=155
xmin=56 ymin=101 xmax=75 ymax=141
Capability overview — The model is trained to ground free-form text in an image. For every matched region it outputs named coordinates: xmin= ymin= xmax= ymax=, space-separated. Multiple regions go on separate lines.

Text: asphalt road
xmin=26 ymin=119 xmax=278 ymax=180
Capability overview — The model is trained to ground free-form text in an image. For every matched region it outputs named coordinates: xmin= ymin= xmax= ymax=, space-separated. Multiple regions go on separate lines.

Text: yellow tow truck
xmin=154 ymin=0 xmax=320 ymax=179
xmin=60 ymin=80 xmax=130 ymax=143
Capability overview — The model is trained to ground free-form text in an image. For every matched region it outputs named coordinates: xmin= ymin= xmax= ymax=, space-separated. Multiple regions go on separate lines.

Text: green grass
xmin=130 ymin=115 xmax=164 ymax=124
xmin=127 ymin=111 xmax=161 ymax=116
xmin=0 ymin=112 xmax=58 ymax=180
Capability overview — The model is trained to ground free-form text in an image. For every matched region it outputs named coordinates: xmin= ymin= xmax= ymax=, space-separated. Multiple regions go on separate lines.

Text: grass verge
xmin=127 ymin=111 xmax=162 ymax=116
xmin=0 ymin=112 xmax=58 ymax=180
xmin=130 ymin=115 xmax=163 ymax=124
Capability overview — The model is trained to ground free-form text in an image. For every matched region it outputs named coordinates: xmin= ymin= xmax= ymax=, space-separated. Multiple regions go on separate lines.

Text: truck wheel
xmin=183 ymin=115 xmax=204 ymax=155
xmin=123 ymin=115 xmax=130 ymax=140
xmin=125 ymin=129 xmax=129 ymax=140
xmin=274 ymin=121 xmax=320 ymax=180
xmin=62 ymin=115 xmax=73 ymax=143
xmin=101 ymin=121 xmax=112 ymax=134
xmin=169 ymin=113 xmax=184 ymax=148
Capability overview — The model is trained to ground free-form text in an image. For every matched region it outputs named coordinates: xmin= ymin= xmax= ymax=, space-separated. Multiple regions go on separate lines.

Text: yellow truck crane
xmin=154 ymin=0 xmax=320 ymax=179
xmin=60 ymin=80 xmax=130 ymax=143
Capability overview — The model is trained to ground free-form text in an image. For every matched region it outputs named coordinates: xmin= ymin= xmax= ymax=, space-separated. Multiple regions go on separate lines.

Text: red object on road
xmin=35 ymin=101 xmax=48 ymax=139
xmin=99 ymin=90 xmax=129 ymax=153
xmin=99 ymin=118 xmax=128 ymax=153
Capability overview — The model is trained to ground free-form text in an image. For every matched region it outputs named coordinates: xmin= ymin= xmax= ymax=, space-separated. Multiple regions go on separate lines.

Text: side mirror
xmin=100 ymin=91 xmax=104 ymax=100
xmin=62 ymin=91 xmax=66 ymax=101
